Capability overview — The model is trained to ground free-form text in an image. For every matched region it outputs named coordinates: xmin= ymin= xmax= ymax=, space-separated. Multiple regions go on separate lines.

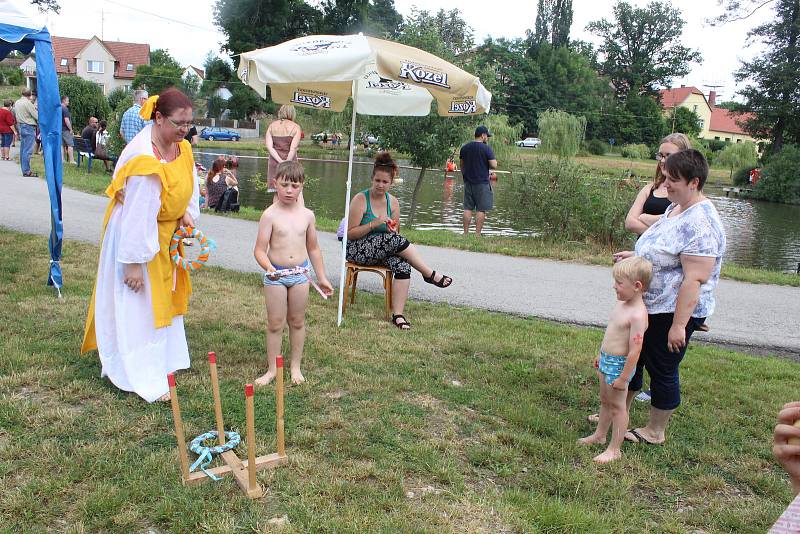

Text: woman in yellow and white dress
xmin=82 ymin=88 xmax=200 ymax=402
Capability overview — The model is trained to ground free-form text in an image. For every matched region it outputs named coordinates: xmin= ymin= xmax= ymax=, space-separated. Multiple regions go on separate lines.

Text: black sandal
xmin=423 ymin=270 xmax=452 ymax=288
xmin=391 ymin=314 xmax=411 ymax=330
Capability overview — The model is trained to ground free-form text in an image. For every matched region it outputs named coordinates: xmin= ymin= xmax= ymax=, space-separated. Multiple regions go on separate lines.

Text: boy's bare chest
xmin=272 ymin=217 xmax=307 ymax=238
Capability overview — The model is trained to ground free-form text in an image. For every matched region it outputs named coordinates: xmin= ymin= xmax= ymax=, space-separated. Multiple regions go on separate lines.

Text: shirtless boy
xmin=578 ymin=256 xmax=652 ymax=463
xmin=253 ymin=161 xmax=333 ymax=386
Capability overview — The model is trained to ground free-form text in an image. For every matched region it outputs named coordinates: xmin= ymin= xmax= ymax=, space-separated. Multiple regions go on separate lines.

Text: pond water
xmin=195 ymin=148 xmax=800 ymax=272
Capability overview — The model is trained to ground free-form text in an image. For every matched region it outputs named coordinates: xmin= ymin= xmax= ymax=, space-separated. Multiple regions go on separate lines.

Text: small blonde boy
xmin=578 ymin=256 xmax=652 ymax=463
xmin=253 ymin=161 xmax=333 ymax=385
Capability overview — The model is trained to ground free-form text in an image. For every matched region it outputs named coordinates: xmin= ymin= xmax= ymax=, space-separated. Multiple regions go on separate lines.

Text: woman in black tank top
xmin=624 ymin=133 xmax=692 ymax=236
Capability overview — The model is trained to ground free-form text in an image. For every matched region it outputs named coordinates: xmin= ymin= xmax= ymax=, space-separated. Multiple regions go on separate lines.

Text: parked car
xmin=516 ymin=137 xmax=541 ymax=148
xmin=199 ymin=127 xmax=240 ymax=141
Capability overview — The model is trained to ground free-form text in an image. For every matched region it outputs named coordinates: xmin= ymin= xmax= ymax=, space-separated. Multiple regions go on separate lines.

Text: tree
xmin=537 ymin=109 xmax=586 ymax=159
xmin=214 ymin=0 xmax=322 ymax=57
xmin=133 ymin=49 xmax=182 ymax=95
xmin=318 ymin=0 xmax=402 ymax=37
xmin=714 ymin=0 xmax=800 ymax=153
xmin=668 ymin=107 xmax=702 ymax=138
xmin=106 ymin=86 xmax=129 ymax=111
xmin=752 ymin=144 xmax=800 ymax=203
xmin=201 ymin=54 xmax=233 ymax=97
xmin=587 ymin=1 xmax=701 ymax=100
xmin=400 ymin=8 xmax=474 ymax=60
xmin=716 ymin=141 xmax=759 ymax=179
xmin=226 ymin=84 xmax=272 ymax=119
xmin=58 ymin=76 xmax=112 ymax=131
xmin=30 ymin=0 xmax=59 ymax=13
xmin=529 ymin=0 xmax=572 ymax=48
xmin=470 ymin=39 xmax=613 ymax=139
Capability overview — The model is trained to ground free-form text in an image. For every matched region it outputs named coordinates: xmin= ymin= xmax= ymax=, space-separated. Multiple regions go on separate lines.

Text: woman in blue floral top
xmin=614 ymin=149 xmax=726 ymax=445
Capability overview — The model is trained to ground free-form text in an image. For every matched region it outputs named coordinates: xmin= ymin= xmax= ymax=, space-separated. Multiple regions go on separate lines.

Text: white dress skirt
xmin=93 ymin=171 xmax=199 ymax=402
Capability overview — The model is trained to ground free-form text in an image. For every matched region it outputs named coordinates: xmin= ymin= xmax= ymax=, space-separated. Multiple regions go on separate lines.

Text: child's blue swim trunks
xmin=263 ymin=259 xmax=310 ymax=288
xmin=598 ymin=350 xmax=632 ymax=386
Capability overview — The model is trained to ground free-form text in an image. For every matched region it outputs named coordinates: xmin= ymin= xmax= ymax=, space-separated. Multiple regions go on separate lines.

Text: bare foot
xmin=255 ymin=370 xmax=276 ymax=386
xmin=577 ymin=434 xmax=606 ymax=446
xmin=593 ymin=449 xmax=622 ymax=464
xmin=157 ymin=392 xmax=171 ymax=402
xmin=291 ymin=368 xmax=305 ymax=385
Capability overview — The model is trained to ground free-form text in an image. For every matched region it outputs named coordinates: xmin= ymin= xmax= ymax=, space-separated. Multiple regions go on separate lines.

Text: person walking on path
xmin=60 ymin=96 xmax=76 ymax=165
xmin=14 ymin=89 xmax=38 ymax=176
xmin=459 ymin=125 xmax=497 ymax=237
xmin=120 ymin=89 xmax=150 ymax=144
xmin=0 ymin=100 xmax=17 ymax=161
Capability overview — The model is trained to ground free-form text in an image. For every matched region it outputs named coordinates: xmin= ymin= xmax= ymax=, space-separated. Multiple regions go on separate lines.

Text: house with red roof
xmin=23 ymin=35 xmax=149 ymax=95
xmin=659 ymin=86 xmax=758 ymax=144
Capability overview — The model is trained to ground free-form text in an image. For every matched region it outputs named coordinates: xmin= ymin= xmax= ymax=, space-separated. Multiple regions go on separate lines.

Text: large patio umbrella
xmin=0 ymin=0 xmax=64 ymax=295
xmin=237 ymin=34 xmax=491 ymax=325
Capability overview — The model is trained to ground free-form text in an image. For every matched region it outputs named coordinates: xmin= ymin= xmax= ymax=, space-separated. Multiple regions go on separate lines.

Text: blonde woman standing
xmin=265 ymin=104 xmax=302 ymax=193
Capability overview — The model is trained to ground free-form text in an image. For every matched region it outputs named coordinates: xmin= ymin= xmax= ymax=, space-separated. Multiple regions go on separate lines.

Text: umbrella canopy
xmin=237 ymin=34 xmax=491 ymax=325
xmin=0 ymin=0 xmax=64 ymax=294
xmin=238 ymin=34 xmax=491 ymax=116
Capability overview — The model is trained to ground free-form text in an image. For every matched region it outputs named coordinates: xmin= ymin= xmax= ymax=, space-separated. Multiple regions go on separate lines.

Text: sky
xmin=31 ymin=0 xmax=774 ymax=103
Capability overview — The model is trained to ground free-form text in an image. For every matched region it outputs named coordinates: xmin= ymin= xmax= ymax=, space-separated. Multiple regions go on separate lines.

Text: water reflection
xmin=194 ymin=148 xmax=800 ymax=271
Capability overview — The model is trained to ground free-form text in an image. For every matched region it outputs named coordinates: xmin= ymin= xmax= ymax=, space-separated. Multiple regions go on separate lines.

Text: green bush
xmin=733 ymin=165 xmax=758 ymax=186
xmin=510 ymin=157 xmax=638 ymax=246
xmin=752 ymin=145 xmax=800 ymax=204
xmin=585 ymin=139 xmax=609 ymax=155
xmin=0 ymin=65 xmax=24 ymax=86
xmin=621 ymin=143 xmax=650 ymax=160
xmin=106 ymin=87 xmax=129 ymax=112
xmin=107 ymin=95 xmax=133 ymax=160
xmin=58 ymin=76 xmax=111 ymax=131
xmin=707 ymin=139 xmax=729 ymax=153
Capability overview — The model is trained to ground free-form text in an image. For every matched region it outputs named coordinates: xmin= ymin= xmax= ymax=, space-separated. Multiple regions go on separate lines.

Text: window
xmin=698 ymin=119 xmax=704 ymax=130
xmin=736 ymin=139 xmax=742 ymax=143
xmin=693 ymin=104 xmax=698 ymax=112
xmin=714 ymin=136 xmax=720 ymax=140
xmin=87 ymin=60 xmax=104 ymax=73
xmin=60 ymin=58 xmax=67 ymax=66
xmin=725 ymin=137 xmax=731 ymax=142
xmin=95 ymin=83 xmax=105 ymax=94
xmin=126 ymin=63 xmax=133 ymax=71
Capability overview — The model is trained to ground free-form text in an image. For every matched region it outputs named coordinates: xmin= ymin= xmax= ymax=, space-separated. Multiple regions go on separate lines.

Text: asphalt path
xmin=2 ymin=158 xmax=798 ymax=356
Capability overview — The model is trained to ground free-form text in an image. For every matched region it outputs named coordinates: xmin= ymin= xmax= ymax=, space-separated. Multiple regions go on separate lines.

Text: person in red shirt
xmin=0 ymin=100 xmax=18 ymax=161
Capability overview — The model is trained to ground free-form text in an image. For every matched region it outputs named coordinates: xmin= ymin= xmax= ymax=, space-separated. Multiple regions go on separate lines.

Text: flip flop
xmin=624 ymin=428 xmax=663 ymax=445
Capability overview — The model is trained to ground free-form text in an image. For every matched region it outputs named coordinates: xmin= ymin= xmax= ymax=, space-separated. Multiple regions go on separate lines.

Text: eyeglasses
xmin=164 ymin=116 xmax=193 ymax=130
xmin=657 ymin=152 xmax=675 ymax=161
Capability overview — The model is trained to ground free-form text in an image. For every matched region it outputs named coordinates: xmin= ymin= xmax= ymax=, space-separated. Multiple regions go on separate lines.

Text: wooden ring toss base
xmin=167 ymin=352 xmax=288 ymax=498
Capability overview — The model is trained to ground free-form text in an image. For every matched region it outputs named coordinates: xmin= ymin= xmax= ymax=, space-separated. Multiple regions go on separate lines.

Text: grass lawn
xmin=0 ymin=229 xmax=797 ymax=533
xmin=27 ymin=157 xmax=800 ymax=288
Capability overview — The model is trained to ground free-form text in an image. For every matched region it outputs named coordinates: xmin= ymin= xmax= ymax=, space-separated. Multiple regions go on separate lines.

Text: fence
xmin=196 ymin=118 xmax=261 ymax=138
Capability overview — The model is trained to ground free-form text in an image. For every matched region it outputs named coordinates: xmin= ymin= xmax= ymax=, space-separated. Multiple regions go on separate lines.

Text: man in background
xmin=0 ymin=100 xmax=17 ymax=161
xmin=120 ymin=89 xmax=149 ymax=143
xmin=61 ymin=95 xmax=76 ymax=164
xmin=14 ymin=88 xmax=38 ymax=177
xmin=81 ymin=116 xmax=98 ymax=153
xmin=459 ymin=125 xmax=497 ymax=237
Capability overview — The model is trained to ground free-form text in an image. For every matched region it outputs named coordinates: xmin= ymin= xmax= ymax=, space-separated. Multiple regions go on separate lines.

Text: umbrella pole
xmin=336 ymin=82 xmax=359 ymax=327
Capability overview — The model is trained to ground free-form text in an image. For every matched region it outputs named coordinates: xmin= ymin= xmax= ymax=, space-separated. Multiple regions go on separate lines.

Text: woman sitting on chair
xmin=346 ymin=152 xmax=453 ymax=330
